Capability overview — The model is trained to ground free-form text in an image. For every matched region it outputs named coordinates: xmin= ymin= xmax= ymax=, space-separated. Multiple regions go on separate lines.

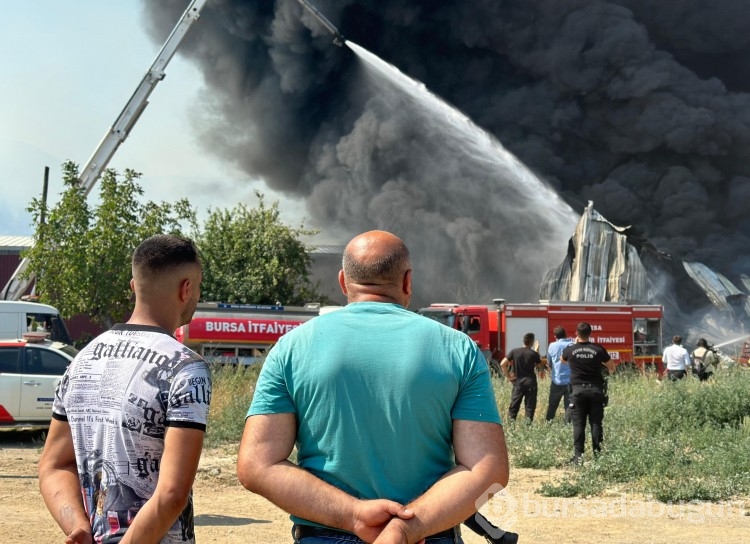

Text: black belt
xmin=293 ymin=524 xmax=459 ymax=541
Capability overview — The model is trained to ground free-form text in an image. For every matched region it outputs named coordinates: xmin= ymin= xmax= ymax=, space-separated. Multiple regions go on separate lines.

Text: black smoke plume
xmin=142 ymin=0 xmax=750 ymax=311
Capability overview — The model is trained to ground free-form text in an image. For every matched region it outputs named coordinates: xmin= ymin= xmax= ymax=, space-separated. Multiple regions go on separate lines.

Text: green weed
xmin=208 ymin=361 xmax=750 ymax=502
xmin=204 ymin=363 xmax=261 ymax=448
xmin=504 ymin=368 xmax=750 ymax=501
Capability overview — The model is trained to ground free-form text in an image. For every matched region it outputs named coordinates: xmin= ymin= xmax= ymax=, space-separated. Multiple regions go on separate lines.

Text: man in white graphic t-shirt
xmin=39 ymin=234 xmax=211 ymax=544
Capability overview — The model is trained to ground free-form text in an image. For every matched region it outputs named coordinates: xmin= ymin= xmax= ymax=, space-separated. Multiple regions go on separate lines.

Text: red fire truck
xmin=175 ymin=302 xmax=323 ymax=364
xmin=418 ymin=300 xmax=664 ymax=375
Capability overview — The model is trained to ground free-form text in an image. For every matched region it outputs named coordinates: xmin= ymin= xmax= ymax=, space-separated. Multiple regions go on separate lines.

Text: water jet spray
xmin=295 ymin=0 xmax=345 ymax=46
xmin=713 ymin=334 xmax=750 ymax=350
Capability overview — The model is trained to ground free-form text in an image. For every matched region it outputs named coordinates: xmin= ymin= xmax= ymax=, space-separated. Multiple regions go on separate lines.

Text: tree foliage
xmin=22 ymin=164 xmax=330 ymax=333
xmin=23 ymin=161 xmax=196 ymax=328
xmin=195 ymin=193 xmax=331 ymax=306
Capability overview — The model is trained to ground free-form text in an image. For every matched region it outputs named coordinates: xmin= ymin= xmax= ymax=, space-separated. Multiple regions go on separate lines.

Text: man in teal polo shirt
xmin=237 ymin=230 xmax=510 ymax=543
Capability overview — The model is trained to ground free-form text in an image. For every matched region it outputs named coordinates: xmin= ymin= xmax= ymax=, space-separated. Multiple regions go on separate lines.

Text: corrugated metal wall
xmin=0 ymin=254 xmax=21 ymax=290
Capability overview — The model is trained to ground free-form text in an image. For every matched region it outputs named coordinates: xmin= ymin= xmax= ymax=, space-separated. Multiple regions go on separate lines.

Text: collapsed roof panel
xmin=541 ymin=201 xmax=647 ymax=304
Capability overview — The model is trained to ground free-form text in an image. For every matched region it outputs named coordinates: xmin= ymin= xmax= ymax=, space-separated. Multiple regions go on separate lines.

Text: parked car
xmin=0 ymin=335 xmax=78 ymax=427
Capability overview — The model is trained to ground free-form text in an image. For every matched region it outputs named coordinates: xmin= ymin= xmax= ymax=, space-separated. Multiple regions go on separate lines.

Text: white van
xmin=0 ymin=301 xmax=72 ymax=345
xmin=0 ymin=336 xmax=78 ymax=426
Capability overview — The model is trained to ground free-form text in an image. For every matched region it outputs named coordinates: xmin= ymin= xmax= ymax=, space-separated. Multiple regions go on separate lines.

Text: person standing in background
xmin=691 ymin=338 xmax=718 ymax=381
xmin=501 ymin=332 xmax=546 ymax=423
xmin=562 ymin=322 xmax=615 ymax=465
xmin=662 ymin=335 xmax=692 ymax=381
xmin=545 ymin=326 xmax=573 ymax=423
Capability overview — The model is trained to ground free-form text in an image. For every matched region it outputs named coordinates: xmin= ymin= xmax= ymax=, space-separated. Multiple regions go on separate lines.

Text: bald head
xmin=340 ymin=231 xmax=412 ymax=306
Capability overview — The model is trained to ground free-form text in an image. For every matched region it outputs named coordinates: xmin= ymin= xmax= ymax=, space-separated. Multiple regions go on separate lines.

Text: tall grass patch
xmin=514 ymin=368 xmax=750 ymax=501
xmin=205 ymin=363 xmax=261 ymax=447
xmin=209 ymin=362 xmax=750 ymax=502
xmin=495 ymin=376 xmax=572 ymax=470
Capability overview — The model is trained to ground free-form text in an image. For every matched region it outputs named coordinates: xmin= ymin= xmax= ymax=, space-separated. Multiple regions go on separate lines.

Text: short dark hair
xmin=132 ymin=234 xmax=200 ymax=277
xmin=577 ymin=322 xmax=592 ymax=338
xmin=672 ymin=335 xmax=682 ymax=345
xmin=696 ymin=338 xmax=709 ymax=348
xmin=553 ymin=326 xmax=566 ymax=339
xmin=342 ymin=239 xmax=410 ymax=283
xmin=523 ymin=332 xmax=535 ymax=346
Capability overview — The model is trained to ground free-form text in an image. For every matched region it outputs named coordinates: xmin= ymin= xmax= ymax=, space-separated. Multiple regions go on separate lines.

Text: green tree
xmin=23 ymin=161 xmax=196 ymax=329
xmin=195 ymin=193 xmax=331 ymax=306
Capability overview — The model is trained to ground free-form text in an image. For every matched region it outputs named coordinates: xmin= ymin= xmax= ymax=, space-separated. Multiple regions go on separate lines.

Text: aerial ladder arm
xmin=3 ymin=0 xmax=207 ymax=300
xmin=79 ymin=0 xmax=208 ymax=195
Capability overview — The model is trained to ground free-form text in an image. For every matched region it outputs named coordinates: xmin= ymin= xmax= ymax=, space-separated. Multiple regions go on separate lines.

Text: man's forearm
xmin=39 ymin=465 xmax=91 ymax=539
xmin=381 ymin=459 xmax=507 ymax=542
xmin=500 ymin=360 xmax=512 ymax=380
xmin=119 ymin=489 xmax=190 ymax=544
xmin=120 ymin=426 xmax=205 ymax=544
xmin=376 ymin=419 xmax=509 ymax=544
xmin=248 ymin=459 xmax=360 ymax=531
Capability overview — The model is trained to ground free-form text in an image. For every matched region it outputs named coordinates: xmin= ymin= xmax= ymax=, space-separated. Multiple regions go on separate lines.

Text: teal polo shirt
xmin=249 ymin=302 xmax=501 ymax=513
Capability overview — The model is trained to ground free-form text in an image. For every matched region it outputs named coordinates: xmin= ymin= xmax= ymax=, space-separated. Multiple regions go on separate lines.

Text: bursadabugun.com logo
xmin=474 ymin=483 xmax=518 ymax=539
xmin=474 ymin=485 xmax=747 ymax=533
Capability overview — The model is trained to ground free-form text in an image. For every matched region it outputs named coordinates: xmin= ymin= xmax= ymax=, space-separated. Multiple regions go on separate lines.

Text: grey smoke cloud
xmin=142 ymin=0 xmax=750 ymax=307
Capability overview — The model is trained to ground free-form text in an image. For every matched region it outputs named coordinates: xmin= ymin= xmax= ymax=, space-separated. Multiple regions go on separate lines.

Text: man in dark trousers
xmin=562 ymin=322 xmax=616 ymax=465
xmin=501 ymin=332 xmax=546 ymax=423
xmin=545 ymin=326 xmax=573 ymax=423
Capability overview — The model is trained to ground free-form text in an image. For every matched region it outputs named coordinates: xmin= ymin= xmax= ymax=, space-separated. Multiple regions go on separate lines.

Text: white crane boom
xmin=3 ymin=0 xmax=207 ymax=301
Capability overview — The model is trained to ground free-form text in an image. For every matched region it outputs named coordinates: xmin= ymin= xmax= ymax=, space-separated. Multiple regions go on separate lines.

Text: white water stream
xmin=346 ymin=41 xmax=577 ymax=235
xmin=335 ymin=41 xmax=579 ymax=301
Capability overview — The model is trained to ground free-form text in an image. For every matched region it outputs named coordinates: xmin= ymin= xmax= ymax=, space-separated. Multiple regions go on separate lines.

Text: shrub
xmin=205 ymin=363 xmax=262 ymax=447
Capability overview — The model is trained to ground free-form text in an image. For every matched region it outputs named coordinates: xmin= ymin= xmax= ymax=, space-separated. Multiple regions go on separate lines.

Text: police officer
xmin=561 ymin=322 xmax=616 ymax=465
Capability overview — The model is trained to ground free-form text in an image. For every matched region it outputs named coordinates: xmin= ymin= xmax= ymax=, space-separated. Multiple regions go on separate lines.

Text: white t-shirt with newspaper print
xmin=52 ymin=324 xmax=211 ymax=543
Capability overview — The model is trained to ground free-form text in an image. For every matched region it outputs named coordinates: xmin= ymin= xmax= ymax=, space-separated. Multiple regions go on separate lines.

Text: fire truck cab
xmin=418 ymin=300 xmax=664 ymax=375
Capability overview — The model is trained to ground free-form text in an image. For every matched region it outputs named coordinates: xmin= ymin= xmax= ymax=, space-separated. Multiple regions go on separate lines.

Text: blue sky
xmin=0 ymin=0 xmax=305 ymax=237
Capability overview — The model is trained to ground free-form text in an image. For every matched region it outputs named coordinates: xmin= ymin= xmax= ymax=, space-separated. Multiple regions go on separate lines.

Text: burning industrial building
xmin=541 ymin=201 xmax=749 ymax=350
xmin=141 ymin=1 xmax=750 ymax=348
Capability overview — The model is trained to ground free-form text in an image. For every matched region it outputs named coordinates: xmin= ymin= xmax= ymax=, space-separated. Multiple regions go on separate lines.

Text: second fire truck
xmin=418 ymin=299 xmax=664 ymax=375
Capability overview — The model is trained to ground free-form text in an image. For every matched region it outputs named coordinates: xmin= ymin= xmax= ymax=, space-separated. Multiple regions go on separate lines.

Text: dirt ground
xmin=2 ymin=430 xmax=748 ymax=544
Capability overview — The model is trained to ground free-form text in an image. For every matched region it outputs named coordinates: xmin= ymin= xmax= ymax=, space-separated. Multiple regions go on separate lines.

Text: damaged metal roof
xmin=540 ymin=201 xmax=648 ymax=303
xmin=683 ymin=261 xmax=750 ymax=316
